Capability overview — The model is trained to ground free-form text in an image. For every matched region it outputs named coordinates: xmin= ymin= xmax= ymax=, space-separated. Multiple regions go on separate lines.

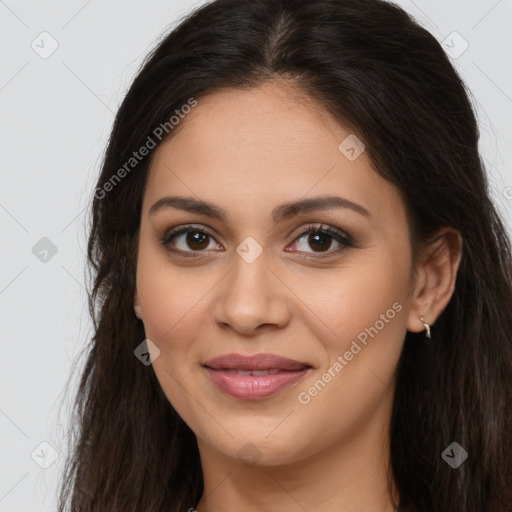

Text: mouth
xmin=212 ymin=368 xmax=283 ymax=375
xmin=202 ymin=353 xmax=313 ymax=400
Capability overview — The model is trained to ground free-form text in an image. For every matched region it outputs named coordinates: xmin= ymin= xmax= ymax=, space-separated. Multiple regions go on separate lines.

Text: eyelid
xmin=289 ymin=223 xmax=353 ymax=245
xmin=159 ymin=223 xmax=221 ymax=255
xmin=159 ymin=222 xmax=355 ymax=257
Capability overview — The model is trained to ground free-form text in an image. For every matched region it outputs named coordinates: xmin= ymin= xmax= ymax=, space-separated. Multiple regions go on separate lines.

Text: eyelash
xmin=158 ymin=223 xmax=355 ymax=259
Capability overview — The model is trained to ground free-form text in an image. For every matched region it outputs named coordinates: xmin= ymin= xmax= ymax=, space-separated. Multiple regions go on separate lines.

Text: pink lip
xmin=203 ymin=352 xmax=311 ymax=371
xmin=202 ymin=353 xmax=312 ymax=400
xmin=204 ymin=368 xmax=310 ymax=399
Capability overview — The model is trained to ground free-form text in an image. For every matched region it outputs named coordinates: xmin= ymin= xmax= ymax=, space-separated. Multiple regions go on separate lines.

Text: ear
xmin=133 ymin=290 xmax=143 ymax=320
xmin=406 ymin=226 xmax=463 ymax=334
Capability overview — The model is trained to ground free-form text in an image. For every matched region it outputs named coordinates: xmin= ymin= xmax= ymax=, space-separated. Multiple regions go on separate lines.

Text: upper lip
xmin=203 ymin=353 xmax=312 ymax=371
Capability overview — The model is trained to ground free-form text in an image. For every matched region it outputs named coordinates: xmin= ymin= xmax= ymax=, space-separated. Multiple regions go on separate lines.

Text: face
xmin=134 ymin=80 xmax=417 ymax=467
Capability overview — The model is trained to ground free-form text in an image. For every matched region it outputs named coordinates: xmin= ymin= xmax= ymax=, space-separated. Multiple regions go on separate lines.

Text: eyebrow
xmin=148 ymin=195 xmax=371 ymax=222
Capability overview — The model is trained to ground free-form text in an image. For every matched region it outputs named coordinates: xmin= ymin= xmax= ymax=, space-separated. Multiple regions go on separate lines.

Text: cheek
xmin=301 ymin=246 xmax=410 ymax=352
xmin=292 ymin=245 xmax=410 ymax=413
xmin=286 ymin=261 xmax=409 ymax=458
xmin=136 ymin=242 xmax=207 ymax=344
xmin=135 ymin=249 xmax=208 ymax=415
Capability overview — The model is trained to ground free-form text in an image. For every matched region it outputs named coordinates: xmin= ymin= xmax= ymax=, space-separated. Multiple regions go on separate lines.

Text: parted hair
xmin=58 ymin=1 xmax=512 ymax=510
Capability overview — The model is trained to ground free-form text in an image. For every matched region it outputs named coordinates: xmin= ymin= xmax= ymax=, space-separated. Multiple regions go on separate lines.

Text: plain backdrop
xmin=0 ymin=0 xmax=511 ymax=510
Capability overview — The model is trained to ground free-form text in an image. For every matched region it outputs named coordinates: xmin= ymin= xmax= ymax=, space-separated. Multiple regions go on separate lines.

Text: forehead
xmin=143 ymin=81 xmax=406 ymax=228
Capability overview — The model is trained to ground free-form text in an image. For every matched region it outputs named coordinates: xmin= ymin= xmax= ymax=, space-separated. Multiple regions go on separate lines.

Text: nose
xmin=212 ymin=251 xmax=291 ymax=336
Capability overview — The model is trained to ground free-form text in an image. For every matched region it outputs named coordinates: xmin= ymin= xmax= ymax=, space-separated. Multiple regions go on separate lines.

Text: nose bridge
xmin=213 ymin=244 xmax=288 ymax=333
xmin=230 ymin=247 xmax=271 ymax=297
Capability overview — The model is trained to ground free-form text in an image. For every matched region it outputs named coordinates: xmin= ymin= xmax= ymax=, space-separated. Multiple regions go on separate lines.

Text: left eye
xmin=290 ymin=224 xmax=353 ymax=255
xmin=159 ymin=223 xmax=353 ymax=257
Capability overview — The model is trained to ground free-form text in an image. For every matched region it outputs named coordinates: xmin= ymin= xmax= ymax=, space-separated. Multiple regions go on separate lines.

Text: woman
xmin=57 ymin=0 xmax=512 ymax=511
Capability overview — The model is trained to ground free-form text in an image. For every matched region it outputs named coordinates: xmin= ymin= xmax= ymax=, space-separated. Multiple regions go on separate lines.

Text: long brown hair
xmin=57 ymin=0 xmax=512 ymax=510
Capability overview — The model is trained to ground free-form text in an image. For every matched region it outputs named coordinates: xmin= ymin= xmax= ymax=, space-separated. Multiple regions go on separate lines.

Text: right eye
xmin=159 ymin=224 xmax=223 ymax=257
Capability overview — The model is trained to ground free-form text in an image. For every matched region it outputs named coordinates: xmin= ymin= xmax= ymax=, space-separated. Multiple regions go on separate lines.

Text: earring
xmin=420 ymin=316 xmax=431 ymax=339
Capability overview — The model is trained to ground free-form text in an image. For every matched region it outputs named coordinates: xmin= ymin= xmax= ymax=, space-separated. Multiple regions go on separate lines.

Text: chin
xmin=201 ymin=426 xmax=314 ymax=468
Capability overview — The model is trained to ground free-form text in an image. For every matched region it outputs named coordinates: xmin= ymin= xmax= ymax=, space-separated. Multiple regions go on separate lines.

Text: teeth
xmin=224 ymin=369 xmax=281 ymax=375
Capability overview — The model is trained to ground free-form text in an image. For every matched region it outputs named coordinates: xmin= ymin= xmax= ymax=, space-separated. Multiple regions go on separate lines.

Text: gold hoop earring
xmin=420 ymin=316 xmax=431 ymax=339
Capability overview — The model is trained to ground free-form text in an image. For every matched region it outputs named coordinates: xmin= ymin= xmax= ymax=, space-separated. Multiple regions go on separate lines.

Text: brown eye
xmin=183 ymin=231 xmax=210 ymax=250
xmin=289 ymin=224 xmax=353 ymax=256
xmin=160 ymin=225 xmax=222 ymax=256
xmin=305 ymin=232 xmax=334 ymax=252
xmin=159 ymin=223 xmax=354 ymax=259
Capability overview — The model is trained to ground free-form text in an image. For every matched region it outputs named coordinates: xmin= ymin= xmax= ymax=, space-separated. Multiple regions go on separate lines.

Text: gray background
xmin=1 ymin=0 xmax=511 ymax=510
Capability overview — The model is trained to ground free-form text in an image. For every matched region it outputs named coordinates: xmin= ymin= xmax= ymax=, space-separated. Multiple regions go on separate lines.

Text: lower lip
xmin=204 ymin=367 xmax=310 ymax=400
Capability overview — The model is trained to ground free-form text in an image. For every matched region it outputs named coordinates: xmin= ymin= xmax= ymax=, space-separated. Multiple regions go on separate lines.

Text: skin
xmin=133 ymin=80 xmax=462 ymax=512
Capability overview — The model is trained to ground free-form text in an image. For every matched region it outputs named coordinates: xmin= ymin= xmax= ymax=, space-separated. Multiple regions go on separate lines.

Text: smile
xmin=204 ymin=367 xmax=311 ymax=399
